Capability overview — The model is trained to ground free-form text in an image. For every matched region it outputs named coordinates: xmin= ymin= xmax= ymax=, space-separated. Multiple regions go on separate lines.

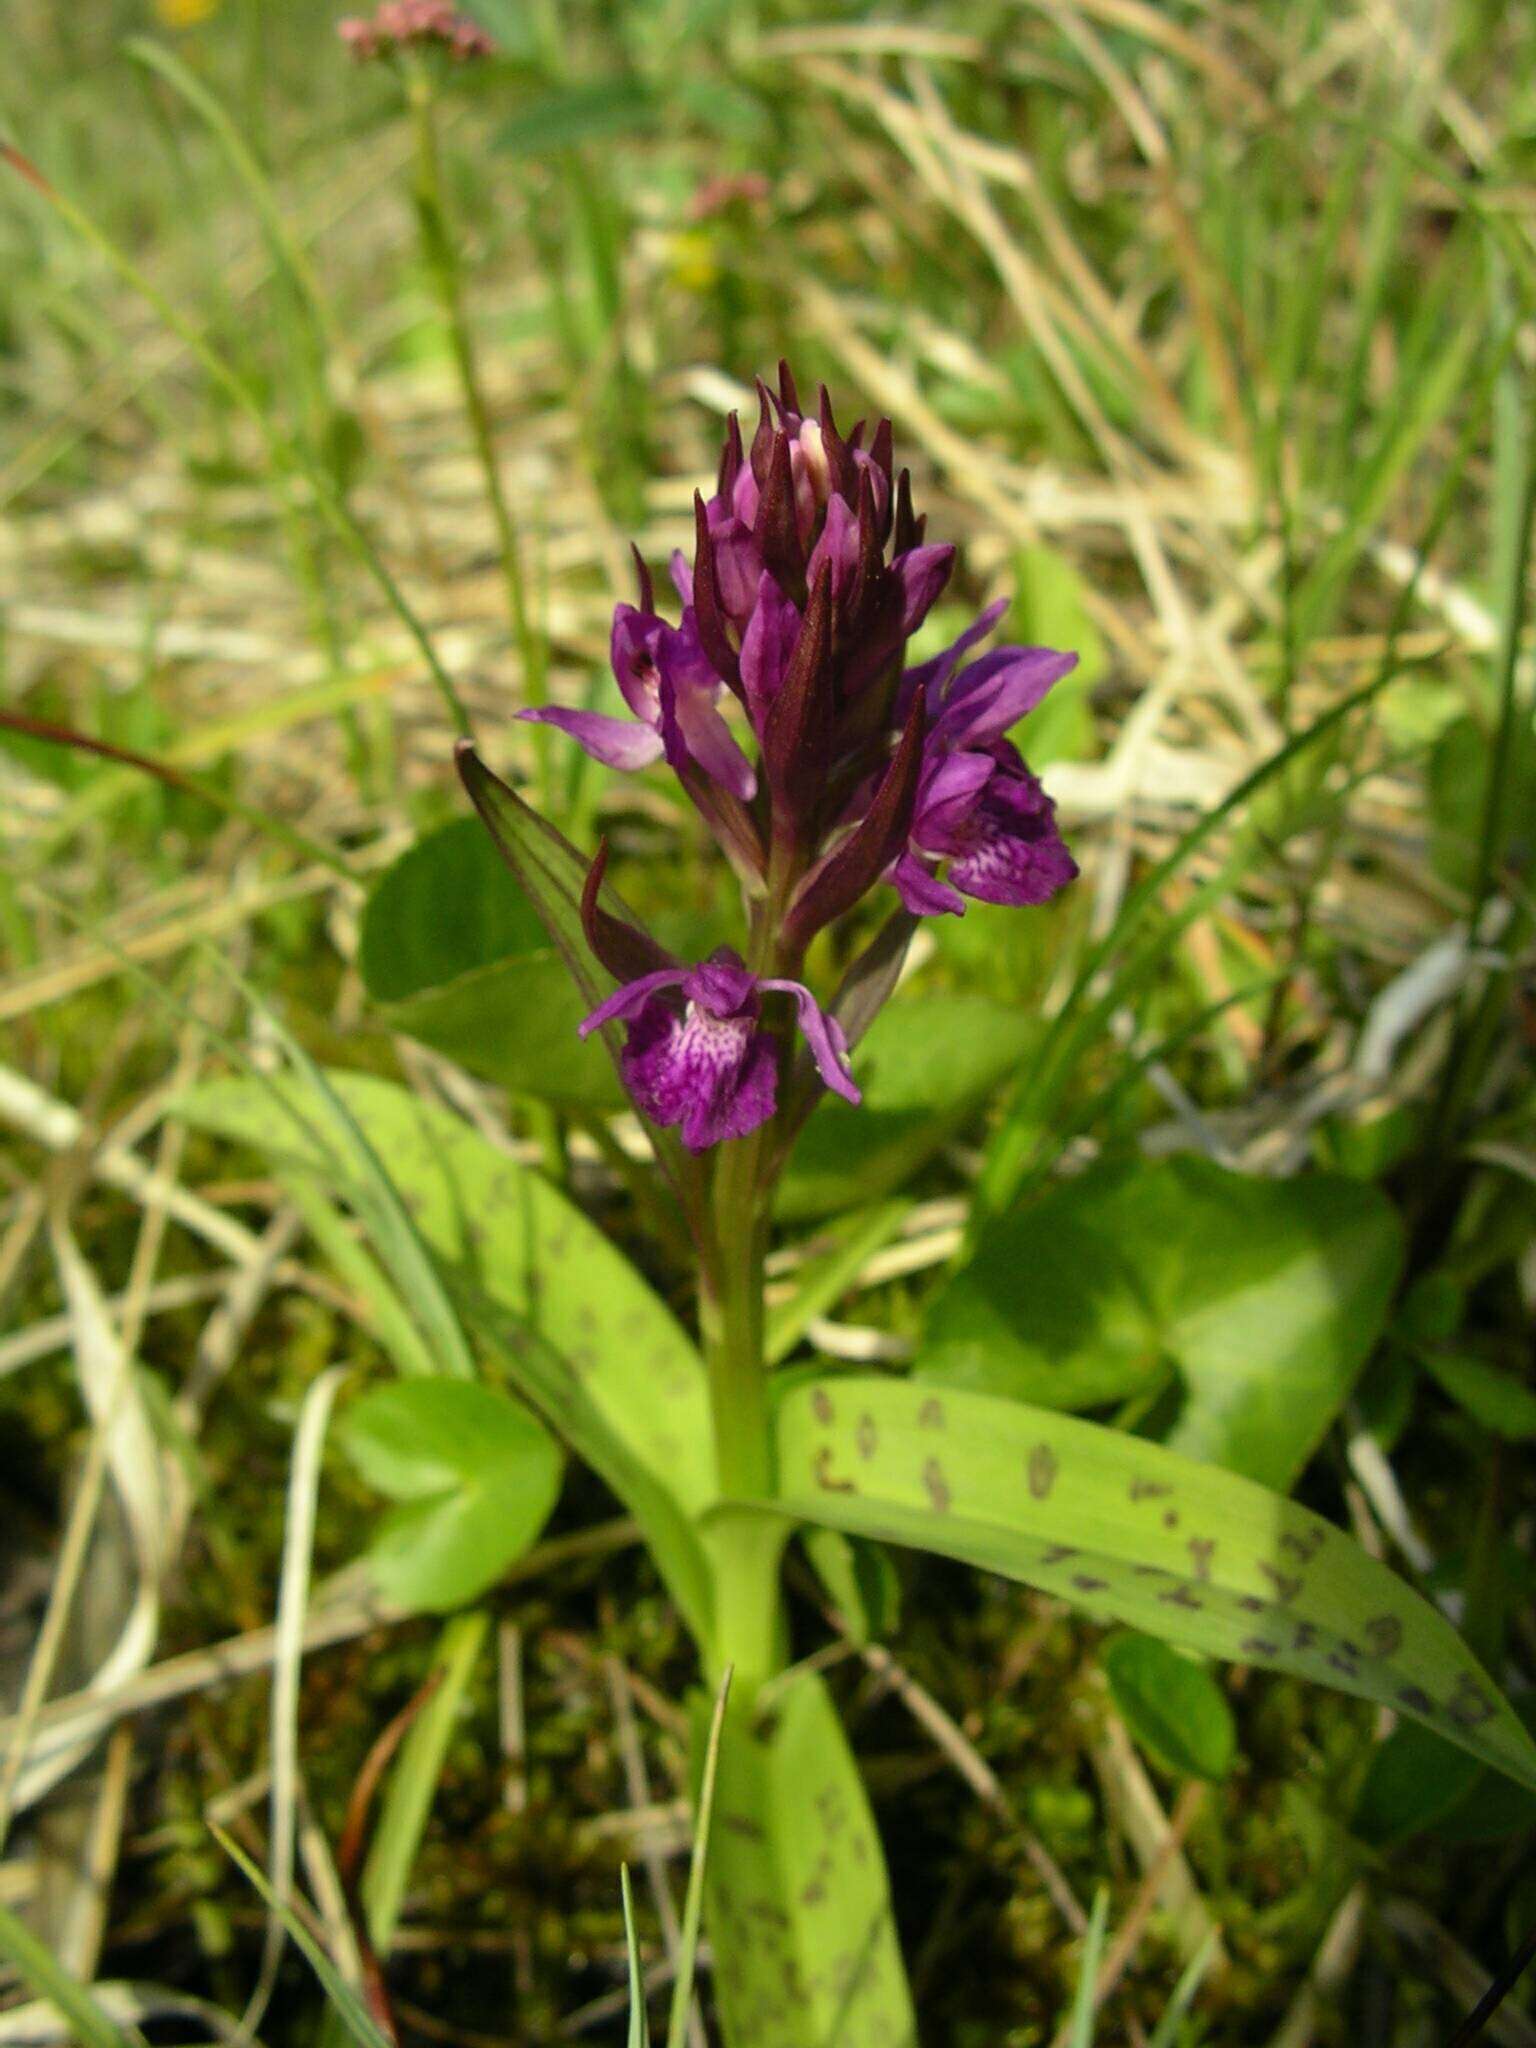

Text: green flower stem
xmin=406 ymin=67 xmax=548 ymax=779
xmin=699 ymin=1123 xmax=785 ymax=1685
xmin=406 ymin=65 xmax=564 ymax=1177
xmin=696 ymin=893 xmax=809 ymax=1685
xmin=702 ymin=1126 xmax=772 ymax=1502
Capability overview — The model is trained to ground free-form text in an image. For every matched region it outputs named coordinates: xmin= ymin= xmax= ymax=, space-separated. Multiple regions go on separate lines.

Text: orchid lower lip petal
xmin=589 ymin=949 xmax=868 ymax=1143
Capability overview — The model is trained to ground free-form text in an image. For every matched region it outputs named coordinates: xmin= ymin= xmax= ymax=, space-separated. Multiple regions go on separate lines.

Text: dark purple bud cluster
xmin=518 ymin=365 xmax=1080 ymax=1151
xmin=338 ymin=1 xmax=493 ymax=62
xmin=525 ymin=364 xmax=1076 ymax=951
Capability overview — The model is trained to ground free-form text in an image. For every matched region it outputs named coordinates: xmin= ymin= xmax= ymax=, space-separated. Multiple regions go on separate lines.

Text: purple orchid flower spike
xmin=475 ymin=365 xmax=1079 ymax=1146
xmin=579 ymin=948 xmax=859 ymax=1153
xmin=518 ymin=604 xmax=756 ymax=799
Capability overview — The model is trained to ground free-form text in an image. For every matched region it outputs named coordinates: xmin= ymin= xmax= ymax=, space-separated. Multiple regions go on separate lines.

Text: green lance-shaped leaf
xmin=454 ymin=747 xmax=692 ymax=1188
xmin=177 ymin=1072 xmax=714 ymax=1636
xmin=700 ymin=1671 xmax=916 ymax=2048
xmin=773 ymin=1376 xmax=1536 ymax=1793
xmin=358 ymin=818 xmax=622 ymax=1110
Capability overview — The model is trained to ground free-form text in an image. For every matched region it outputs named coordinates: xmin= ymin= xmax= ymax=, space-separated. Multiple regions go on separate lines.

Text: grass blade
xmin=622 ymin=1866 xmax=651 ymax=2048
xmin=1145 ymin=1928 xmax=1221 ymax=2048
xmin=356 ymin=1612 xmax=489 ymax=1952
xmin=666 ymin=1665 xmax=733 ymax=2048
xmin=1064 ymin=1888 xmax=1112 ymax=2048
xmin=0 ymin=1903 xmax=146 ymax=2048
xmin=210 ymin=1827 xmax=394 ymax=2048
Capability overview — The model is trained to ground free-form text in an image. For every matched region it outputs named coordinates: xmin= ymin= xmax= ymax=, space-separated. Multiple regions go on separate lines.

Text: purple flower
xmin=491 ymin=364 xmax=1077 ymax=1078
xmin=885 ymin=600 xmax=1078 ymax=915
xmin=692 ymin=397 xmax=954 ymax=711
xmin=579 ymin=948 xmax=859 ymax=1152
xmin=738 ymin=572 xmax=799 ymax=724
xmin=898 ymin=602 xmax=1077 ymax=748
xmin=519 ymin=605 xmax=756 ymax=798
xmin=895 ymin=741 xmax=1077 ymax=914
xmin=517 ymin=368 xmax=986 ymax=905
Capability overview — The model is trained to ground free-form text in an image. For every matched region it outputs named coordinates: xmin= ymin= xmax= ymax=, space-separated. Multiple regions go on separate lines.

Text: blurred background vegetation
xmin=2 ymin=0 xmax=1535 ymax=2042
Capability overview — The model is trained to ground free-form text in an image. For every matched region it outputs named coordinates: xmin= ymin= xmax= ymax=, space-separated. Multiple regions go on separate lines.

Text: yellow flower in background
xmin=153 ymin=0 xmax=221 ymax=26
xmin=667 ymin=230 xmax=719 ymax=295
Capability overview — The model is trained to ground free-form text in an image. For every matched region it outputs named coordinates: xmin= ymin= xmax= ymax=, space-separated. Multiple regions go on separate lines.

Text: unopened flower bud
xmin=792 ymin=418 xmax=832 ymax=530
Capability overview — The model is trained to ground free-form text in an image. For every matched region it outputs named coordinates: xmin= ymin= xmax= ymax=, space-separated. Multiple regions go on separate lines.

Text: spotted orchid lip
xmin=578 ymin=949 xmax=858 ymax=1154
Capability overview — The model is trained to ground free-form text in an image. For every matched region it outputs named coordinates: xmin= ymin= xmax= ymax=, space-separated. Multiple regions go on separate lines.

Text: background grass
xmin=2 ymin=0 xmax=1535 ymax=2042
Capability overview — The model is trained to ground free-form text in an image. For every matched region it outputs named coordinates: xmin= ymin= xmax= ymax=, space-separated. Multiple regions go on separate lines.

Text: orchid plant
xmin=182 ymin=367 xmax=1536 ymax=2045
xmin=444 ymin=368 xmax=1536 ymax=2044
xmin=468 ymin=365 xmax=1082 ymax=1691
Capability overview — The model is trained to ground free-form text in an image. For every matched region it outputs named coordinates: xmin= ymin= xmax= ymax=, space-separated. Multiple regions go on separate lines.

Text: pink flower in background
xmin=338 ymin=1 xmax=493 ymax=61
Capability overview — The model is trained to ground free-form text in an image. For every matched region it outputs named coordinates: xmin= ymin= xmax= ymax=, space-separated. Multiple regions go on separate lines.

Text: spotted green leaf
xmin=177 ymin=1072 xmax=714 ymax=1634
xmin=774 ymin=1376 xmax=1536 ymax=1793
xmin=702 ymin=1671 xmax=915 ymax=2048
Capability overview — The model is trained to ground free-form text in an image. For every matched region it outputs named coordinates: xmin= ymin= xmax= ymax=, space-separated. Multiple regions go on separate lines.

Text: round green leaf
xmin=340 ymin=1380 xmax=563 ymax=1612
xmin=921 ymin=1156 xmax=1404 ymax=1489
xmin=1102 ymin=1633 xmax=1236 ymax=1781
